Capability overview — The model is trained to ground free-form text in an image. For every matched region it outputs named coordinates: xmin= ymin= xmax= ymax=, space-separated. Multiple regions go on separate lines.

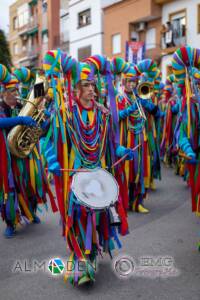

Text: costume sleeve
xmin=0 ymin=116 xmax=36 ymax=128
xmin=171 ymin=103 xmax=179 ymax=114
xmin=178 ymin=111 xmax=195 ymax=158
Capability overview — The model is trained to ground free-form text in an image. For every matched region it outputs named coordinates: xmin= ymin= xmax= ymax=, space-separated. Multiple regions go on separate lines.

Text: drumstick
xmin=46 ymin=144 xmax=141 ymax=173
xmin=178 ymin=152 xmax=200 ymax=163
xmin=45 ymin=168 xmax=88 ymax=173
xmin=178 ymin=152 xmax=192 ymax=160
xmin=111 ymin=144 xmax=141 ymax=168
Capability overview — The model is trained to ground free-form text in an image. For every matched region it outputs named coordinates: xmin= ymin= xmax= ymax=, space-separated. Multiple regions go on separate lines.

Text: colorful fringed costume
xmin=135 ymin=59 xmax=162 ymax=187
xmin=0 ymin=64 xmax=55 ymax=233
xmin=114 ymin=63 xmax=148 ymax=211
xmin=161 ymin=74 xmax=180 ymax=167
xmin=172 ymin=47 xmax=200 ymax=216
xmin=43 ymin=51 xmax=129 ymax=285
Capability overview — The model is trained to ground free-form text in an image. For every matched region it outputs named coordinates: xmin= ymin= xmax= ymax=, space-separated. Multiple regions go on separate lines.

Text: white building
xmin=68 ymin=0 xmax=120 ymax=60
xmin=160 ymin=0 xmax=200 ymax=81
xmin=60 ymin=0 xmax=70 ymax=53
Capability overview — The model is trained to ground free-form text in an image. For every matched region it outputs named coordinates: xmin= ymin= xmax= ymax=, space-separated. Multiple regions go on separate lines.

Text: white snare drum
xmin=71 ymin=168 xmax=119 ymax=210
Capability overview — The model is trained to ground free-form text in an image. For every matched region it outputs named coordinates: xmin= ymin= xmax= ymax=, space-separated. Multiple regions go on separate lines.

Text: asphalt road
xmin=0 ymin=165 xmax=200 ymax=300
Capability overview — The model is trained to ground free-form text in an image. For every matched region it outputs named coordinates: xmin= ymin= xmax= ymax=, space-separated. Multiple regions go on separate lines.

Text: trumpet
xmin=137 ymin=82 xmax=154 ymax=100
xmin=126 ymin=90 xmax=146 ymax=134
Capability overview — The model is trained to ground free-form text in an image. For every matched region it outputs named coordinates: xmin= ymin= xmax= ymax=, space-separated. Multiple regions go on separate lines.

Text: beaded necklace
xmin=67 ymin=101 xmax=109 ymax=168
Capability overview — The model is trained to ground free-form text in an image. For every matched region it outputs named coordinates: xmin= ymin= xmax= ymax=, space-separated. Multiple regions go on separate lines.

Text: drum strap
xmin=85 ymin=213 xmax=92 ymax=254
xmin=110 ymin=226 xmax=122 ymax=249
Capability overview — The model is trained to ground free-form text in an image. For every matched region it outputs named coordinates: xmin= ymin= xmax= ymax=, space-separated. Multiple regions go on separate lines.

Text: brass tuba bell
xmin=7 ymin=72 xmax=48 ymax=158
xmin=137 ymin=82 xmax=154 ymax=100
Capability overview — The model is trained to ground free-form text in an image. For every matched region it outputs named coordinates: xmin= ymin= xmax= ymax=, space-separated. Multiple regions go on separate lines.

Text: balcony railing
xmin=60 ymin=31 xmax=69 ymax=43
xmin=18 ymin=16 xmax=38 ymax=36
xmin=28 ymin=45 xmax=40 ymax=57
xmin=161 ymin=27 xmax=186 ymax=54
xmin=28 ymin=16 xmax=38 ymax=30
xmin=154 ymin=0 xmax=173 ymax=4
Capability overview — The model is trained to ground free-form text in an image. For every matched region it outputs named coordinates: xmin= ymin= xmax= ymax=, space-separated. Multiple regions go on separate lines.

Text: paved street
xmin=0 ymin=165 xmax=200 ymax=300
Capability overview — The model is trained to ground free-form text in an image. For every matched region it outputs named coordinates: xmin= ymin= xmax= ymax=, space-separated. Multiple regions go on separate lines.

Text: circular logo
xmin=48 ymin=258 xmax=65 ymax=275
xmin=113 ymin=255 xmax=135 ymax=278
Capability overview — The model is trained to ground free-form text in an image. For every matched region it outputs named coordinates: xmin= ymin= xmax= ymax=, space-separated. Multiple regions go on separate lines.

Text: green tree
xmin=0 ymin=29 xmax=12 ymax=71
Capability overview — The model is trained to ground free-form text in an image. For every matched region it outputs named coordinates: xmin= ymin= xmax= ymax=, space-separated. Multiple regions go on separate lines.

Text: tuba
xmin=7 ymin=72 xmax=48 ymax=158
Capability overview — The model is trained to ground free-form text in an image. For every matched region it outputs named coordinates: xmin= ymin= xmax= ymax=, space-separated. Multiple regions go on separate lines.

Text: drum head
xmin=71 ymin=168 xmax=119 ymax=209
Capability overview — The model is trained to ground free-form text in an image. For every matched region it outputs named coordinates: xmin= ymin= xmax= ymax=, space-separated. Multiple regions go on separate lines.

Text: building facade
xmin=158 ymin=0 xmax=200 ymax=80
xmin=60 ymin=0 xmax=70 ymax=53
xmin=9 ymin=0 xmax=61 ymax=68
xmin=103 ymin=0 xmax=162 ymax=63
xmin=69 ymin=0 xmax=103 ymax=60
xmin=68 ymin=0 xmax=128 ymax=60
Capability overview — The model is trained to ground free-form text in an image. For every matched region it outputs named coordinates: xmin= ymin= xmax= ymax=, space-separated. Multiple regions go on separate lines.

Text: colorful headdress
xmin=172 ymin=46 xmax=200 ymax=137
xmin=0 ymin=64 xmax=11 ymax=85
xmin=84 ymin=54 xmax=107 ymax=75
xmin=78 ymin=62 xmax=95 ymax=82
xmin=111 ymin=57 xmax=130 ymax=75
xmin=135 ymin=59 xmax=158 ymax=81
xmin=172 ymin=46 xmax=195 ymax=80
xmin=13 ymin=67 xmax=35 ymax=98
xmin=191 ymin=67 xmax=200 ymax=83
xmin=122 ymin=65 xmax=137 ymax=80
xmin=0 ymin=64 xmax=19 ymax=91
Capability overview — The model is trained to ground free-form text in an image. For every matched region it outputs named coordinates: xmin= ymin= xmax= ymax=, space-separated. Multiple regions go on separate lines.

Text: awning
xmin=41 ymin=29 xmax=48 ymax=36
xmin=28 ymin=27 xmax=38 ymax=36
xmin=29 ymin=0 xmax=38 ymax=6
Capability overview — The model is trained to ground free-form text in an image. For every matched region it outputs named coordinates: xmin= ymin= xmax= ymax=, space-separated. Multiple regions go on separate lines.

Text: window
xmin=42 ymin=33 xmax=48 ymax=44
xmin=42 ymin=0 xmax=47 ymax=13
xmin=13 ymin=17 xmax=18 ymax=30
xmin=78 ymin=9 xmax=91 ymax=28
xmin=130 ymin=31 xmax=139 ymax=42
xmin=13 ymin=43 xmax=18 ymax=55
xmin=17 ymin=3 xmax=29 ymax=28
xmin=198 ymin=4 xmax=200 ymax=34
xmin=169 ymin=10 xmax=186 ymax=46
xmin=78 ymin=45 xmax=91 ymax=61
xmin=145 ymin=28 xmax=156 ymax=49
xmin=112 ymin=33 xmax=121 ymax=55
xmin=60 ymin=14 xmax=69 ymax=42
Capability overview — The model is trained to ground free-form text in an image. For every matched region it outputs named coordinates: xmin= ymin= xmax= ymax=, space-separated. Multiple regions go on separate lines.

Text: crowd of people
xmin=0 ymin=45 xmax=199 ymax=286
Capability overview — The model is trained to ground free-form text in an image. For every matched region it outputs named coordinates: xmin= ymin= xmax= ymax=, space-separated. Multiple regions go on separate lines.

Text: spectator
xmin=165 ymin=21 xmax=175 ymax=48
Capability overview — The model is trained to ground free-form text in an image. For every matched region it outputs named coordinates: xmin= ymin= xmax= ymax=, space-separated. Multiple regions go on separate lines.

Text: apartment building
xmin=68 ymin=0 xmax=118 ymax=60
xmin=9 ymin=0 xmax=61 ymax=68
xmin=103 ymin=0 xmax=162 ymax=63
xmin=158 ymin=0 xmax=200 ymax=80
xmin=60 ymin=0 xmax=70 ymax=53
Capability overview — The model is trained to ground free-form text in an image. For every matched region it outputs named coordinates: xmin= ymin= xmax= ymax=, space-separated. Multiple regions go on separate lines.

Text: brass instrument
xmin=126 ymin=91 xmax=146 ymax=134
xmin=137 ymin=82 xmax=154 ymax=100
xmin=7 ymin=73 xmax=48 ymax=158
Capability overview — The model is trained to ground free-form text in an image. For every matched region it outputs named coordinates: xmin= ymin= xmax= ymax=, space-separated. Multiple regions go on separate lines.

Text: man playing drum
xmin=43 ymin=55 xmax=134 ymax=286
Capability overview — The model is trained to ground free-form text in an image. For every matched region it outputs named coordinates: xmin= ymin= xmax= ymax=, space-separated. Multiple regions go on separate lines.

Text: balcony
xmin=161 ymin=26 xmax=186 ymax=55
xmin=18 ymin=16 xmax=38 ymax=37
xmin=27 ymin=16 xmax=38 ymax=33
xmin=28 ymin=45 xmax=40 ymax=58
xmin=41 ymin=12 xmax=48 ymax=30
xmin=60 ymin=31 xmax=69 ymax=43
xmin=154 ymin=0 xmax=174 ymax=4
xmin=18 ymin=24 xmax=29 ymax=36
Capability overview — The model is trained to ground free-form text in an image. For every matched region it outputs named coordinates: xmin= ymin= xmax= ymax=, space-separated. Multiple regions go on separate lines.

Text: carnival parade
xmin=0 ymin=45 xmax=199 ymax=286
xmin=1 ymin=0 xmax=200 ymax=299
